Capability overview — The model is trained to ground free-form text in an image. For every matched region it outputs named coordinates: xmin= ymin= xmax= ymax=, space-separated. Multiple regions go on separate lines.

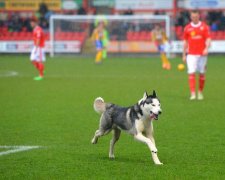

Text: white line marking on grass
xmin=0 ymin=146 xmax=41 ymax=156
xmin=0 ymin=71 xmax=18 ymax=77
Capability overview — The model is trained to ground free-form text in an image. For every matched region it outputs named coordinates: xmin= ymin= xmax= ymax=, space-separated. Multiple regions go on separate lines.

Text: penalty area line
xmin=0 ymin=146 xmax=41 ymax=156
xmin=0 ymin=70 xmax=18 ymax=77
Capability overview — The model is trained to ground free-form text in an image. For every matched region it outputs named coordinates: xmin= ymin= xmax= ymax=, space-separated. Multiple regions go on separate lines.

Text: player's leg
xmin=197 ymin=56 xmax=207 ymax=100
xmin=102 ymin=47 xmax=107 ymax=59
xmin=95 ymin=41 xmax=103 ymax=64
xmin=32 ymin=61 xmax=39 ymax=69
xmin=102 ymin=31 xmax=108 ymax=59
xmin=159 ymin=44 xmax=171 ymax=70
xmin=95 ymin=49 xmax=102 ymax=63
xmin=38 ymin=48 xmax=45 ymax=77
xmin=34 ymin=48 xmax=45 ymax=80
xmin=161 ymin=53 xmax=171 ymax=70
xmin=38 ymin=63 xmax=44 ymax=77
xmin=102 ymin=39 xmax=108 ymax=59
xmin=30 ymin=47 xmax=39 ymax=74
xmin=186 ymin=55 xmax=198 ymax=100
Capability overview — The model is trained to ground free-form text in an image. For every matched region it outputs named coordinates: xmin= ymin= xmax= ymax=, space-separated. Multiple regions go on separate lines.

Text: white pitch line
xmin=0 ymin=146 xmax=41 ymax=156
xmin=0 ymin=71 xmax=18 ymax=77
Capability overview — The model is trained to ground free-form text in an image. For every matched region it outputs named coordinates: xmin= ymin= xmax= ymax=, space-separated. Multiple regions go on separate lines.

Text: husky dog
xmin=91 ymin=90 xmax=163 ymax=165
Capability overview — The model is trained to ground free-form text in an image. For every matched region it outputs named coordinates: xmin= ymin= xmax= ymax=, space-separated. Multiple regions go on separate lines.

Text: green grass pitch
xmin=0 ymin=54 xmax=225 ymax=179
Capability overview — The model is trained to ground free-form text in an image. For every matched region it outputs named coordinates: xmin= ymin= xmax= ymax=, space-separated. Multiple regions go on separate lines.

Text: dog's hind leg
xmin=91 ymin=128 xmax=111 ymax=144
xmin=91 ymin=129 xmax=103 ymax=144
xmin=91 ymin=113 xmax=113 ymax=144
xmin=109 ymin=128 xmax=121 ymax=159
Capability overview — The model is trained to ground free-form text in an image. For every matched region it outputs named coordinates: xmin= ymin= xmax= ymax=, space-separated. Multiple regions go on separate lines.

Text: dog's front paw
xmin=155 ymin=162 xmax=163 ymax=165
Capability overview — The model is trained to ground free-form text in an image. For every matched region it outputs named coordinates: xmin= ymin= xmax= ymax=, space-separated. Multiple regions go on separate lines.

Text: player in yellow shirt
xmin=91 ymin=22 xmax=106 ymax=64
xmin=151 ymin=24 xmax=171 ymax=70
xmin=94 ymin=16 xmax=109 ymax=60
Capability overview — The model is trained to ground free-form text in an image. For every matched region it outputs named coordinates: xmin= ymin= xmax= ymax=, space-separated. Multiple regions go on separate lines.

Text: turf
xmin=0 ymin=54 xmax=225 ymax=179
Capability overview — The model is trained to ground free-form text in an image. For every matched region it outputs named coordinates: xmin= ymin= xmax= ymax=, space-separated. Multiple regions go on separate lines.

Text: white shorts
xmin=30 ymin=47 xmax=46 ymax=62
xmin=186 ymin=55 xmax=207 ymax=74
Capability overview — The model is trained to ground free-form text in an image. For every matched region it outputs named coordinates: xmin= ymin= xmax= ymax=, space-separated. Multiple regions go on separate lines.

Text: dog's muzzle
xmin=150 ymin=111 xmax=161 ymax=120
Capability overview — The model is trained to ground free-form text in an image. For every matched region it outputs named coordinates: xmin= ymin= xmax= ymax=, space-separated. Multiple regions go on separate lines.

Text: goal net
xmin=49 ymin=15 xmax=171 ymax=57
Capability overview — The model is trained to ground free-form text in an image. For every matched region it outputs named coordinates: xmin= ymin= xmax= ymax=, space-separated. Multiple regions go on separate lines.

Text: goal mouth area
xmin=49 ymin=15 xmax=171 ymax=57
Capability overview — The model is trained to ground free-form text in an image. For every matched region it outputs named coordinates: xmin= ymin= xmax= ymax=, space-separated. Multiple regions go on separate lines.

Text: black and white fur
xmin=91 ymin=90 xmax=163 ymax=165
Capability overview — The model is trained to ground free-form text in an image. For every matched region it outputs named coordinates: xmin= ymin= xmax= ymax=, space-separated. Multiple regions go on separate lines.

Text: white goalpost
xmin=49 ymin=14 xmax=171 ymax=57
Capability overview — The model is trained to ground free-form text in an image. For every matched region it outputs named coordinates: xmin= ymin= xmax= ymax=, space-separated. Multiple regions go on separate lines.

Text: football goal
xmin=49 ymin=14 xmax=172 ymax=57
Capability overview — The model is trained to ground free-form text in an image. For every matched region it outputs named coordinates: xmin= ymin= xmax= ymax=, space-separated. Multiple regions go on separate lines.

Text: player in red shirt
xmin=183 ymin=10 xmax=211 ymax=100
xmin=30 ymin=18 xmax=46 ymax=81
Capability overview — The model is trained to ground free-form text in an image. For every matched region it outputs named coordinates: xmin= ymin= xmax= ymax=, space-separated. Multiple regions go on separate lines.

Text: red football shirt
xmin=183 ymin=21 xmax=210 ymax=55
xmin=33 ymin=26 xmax=45 ymax=48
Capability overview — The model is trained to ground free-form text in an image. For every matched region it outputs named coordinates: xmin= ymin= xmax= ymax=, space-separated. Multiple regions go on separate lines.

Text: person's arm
xmin=35 ymin=30 xmax=41 ymax=47
xmin=182 ymin=27 xmax=188 ymax=63
xmin=162 ymin=30 xmax=168 ymax=42
xmin=202 ymin=38 xmax=211 ymax=56
xmin=202 ymin=24 xmax=211 ymax=56
xmin=182 ymin=40 xmax=188 ymax=63
xmin=35 ymin=38 xmax=40 ymax=47
xmin=91 ymin=29 xmax=96 ymax=41
xmin=151 ymin=31 xmax=155 ymax=42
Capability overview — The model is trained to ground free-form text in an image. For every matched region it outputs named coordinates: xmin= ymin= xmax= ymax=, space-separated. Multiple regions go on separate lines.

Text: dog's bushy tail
xmin=94 ymin=97 xmax=106 ymax=114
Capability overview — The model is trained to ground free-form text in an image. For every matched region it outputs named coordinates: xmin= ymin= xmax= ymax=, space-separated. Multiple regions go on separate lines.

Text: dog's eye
xmin=151 ymin=104 xmax=155 ymax=106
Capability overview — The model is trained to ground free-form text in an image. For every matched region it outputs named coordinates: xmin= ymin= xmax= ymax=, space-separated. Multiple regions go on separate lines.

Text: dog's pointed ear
xmin=152 ymin=90 xmax=157 ymax=98
xmin=143 ymin=91 xmax=148 ymax=99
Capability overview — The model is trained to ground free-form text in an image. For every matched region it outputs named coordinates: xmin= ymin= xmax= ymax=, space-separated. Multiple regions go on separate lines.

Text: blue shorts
xmin=95 ymin=40 xmax=103 ymax=50
xmin=158 ymin=44 xmax=166 ymax=53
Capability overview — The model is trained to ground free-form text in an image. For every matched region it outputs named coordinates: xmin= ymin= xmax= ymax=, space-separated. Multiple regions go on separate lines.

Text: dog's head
xmin=139 ymin=90 xmax=162 ymax=120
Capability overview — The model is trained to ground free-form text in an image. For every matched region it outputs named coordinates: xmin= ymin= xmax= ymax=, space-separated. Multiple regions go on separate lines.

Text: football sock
xmin=102 ymin=49 xmax=107 ymax=59
xmin=189 ymin=74 xmax=196 ymax=94
xmin=161 ymin=53 xmax=171 ymax=69
xmin=95 ymin=51 xmax=102 ymax=63
xmin=161 ymin=53 xmax=169 ymax=64
xmin=199 ymin=74 xmax=205 ymax=92
xmin=38 ymin=62 xmax=44 ymax=77
xmin=32 ymin=61 xmax=39 ymax=69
